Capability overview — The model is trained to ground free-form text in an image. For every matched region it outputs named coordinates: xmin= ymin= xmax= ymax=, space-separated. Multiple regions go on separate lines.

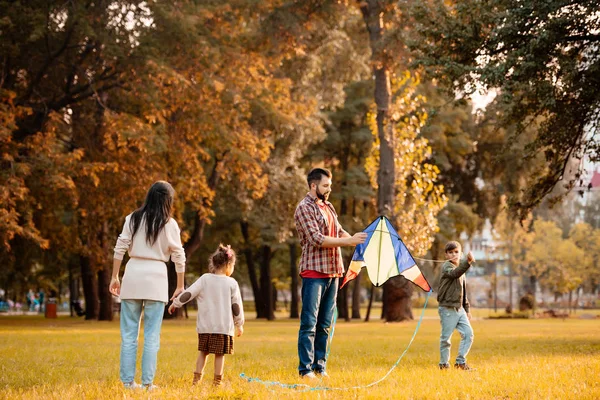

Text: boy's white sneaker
xmin=143 ymin=384 xmax=160 ymax=391
xmin=300 ymin=372 xmax=317 ymax=379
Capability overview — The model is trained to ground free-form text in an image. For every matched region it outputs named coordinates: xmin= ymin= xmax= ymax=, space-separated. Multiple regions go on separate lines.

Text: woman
xmin=109 ymin=181 xmax=186 ymax=390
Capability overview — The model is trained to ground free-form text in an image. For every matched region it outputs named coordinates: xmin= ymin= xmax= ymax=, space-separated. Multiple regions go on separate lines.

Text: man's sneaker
xmin=315 ymin=371 xmax=329 ymax=378
xmin=454 ymin=363 xmax=473 ymax=371
xmin=439 ymin=364 xmax=450 ymax=370
xmin=142 ymin=384 xmax=159 ymax=391
xmin=123 ymin=382 xmax=141 ymax=389
xmin=300 ymin=371 xmax=317 ymax=379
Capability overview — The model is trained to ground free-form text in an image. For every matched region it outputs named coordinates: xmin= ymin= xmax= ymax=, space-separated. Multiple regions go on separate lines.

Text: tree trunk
xmin=529 ymin=275 xmax=537 ymax=312
xmin=289 ymin=242 xmax=299 ymax=319
xmin=97 ymin=266 xmax=113 ymax=321
xmin=336 ymin=284 xmax=350 ymax=321
xmin=381 ymin=287 xmax=386 ymax=319
xmin=163 ymin=261 xmax=183 ymax=319
xmin=508 ymin=240 xmax=514 ymax=311
xmin=351 ymin=274 xmax=362 ymax=319
xmin=568 ymin=290 xmax=573 ymax=314
xmin=383 ymin=278 xmax=414 ymax=322
xmin=80 ymin=256 xmax=98 ymax=320
xmin=97 ymin=221 xmax=113 ymax=321
xmin=272 ymin=283 xmax=278 ymax=312
xmin=241 ymin=221 xmax=265 ymax=318
xmin=493 ymin=271 xmax=498 ymax=313
xmin=337 ymin=253 xmax=352 ymax=322
xmin=365 ymin=285 xmax=375 ymax=322
xmin=69 ymin=258 xmax=79 ymax=317
xmin=260 ymin=245 xmax=275 ymax=320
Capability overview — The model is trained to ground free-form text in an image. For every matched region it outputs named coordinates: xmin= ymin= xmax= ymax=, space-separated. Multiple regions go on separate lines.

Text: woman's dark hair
xmin=130 ymin=181 xmax=175 ymax=246
xmin=307 ymin=168 xmax=332 ymax=189
xmin=209 ymin=244 xmax=236 ymax=273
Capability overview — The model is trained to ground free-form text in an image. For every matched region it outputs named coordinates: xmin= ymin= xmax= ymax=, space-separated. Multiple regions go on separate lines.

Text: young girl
xmin=110 ymin=181 xmax=186 ymax=390
xmin=169 ymin=244 xmax=245 ymax=387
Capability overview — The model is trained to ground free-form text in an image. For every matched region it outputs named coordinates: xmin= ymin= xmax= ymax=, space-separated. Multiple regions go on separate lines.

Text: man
xmin=294 ymin=168 xmax=367 ymax=379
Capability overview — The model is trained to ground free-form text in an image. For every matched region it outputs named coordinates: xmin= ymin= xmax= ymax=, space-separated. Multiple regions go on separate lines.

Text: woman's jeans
xmin=120 ymin=300 xmax=165 ymax=385
xmin=438 ymin=306 xmax=474 ymax=365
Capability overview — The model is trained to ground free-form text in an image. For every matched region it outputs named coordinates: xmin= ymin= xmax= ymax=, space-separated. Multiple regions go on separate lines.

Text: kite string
xmin=325 ymin=307 xmax=338 ymax=359
xmin=239 ymin=290 xmax=432 ymax=392
xmin=413 ymin=256 xmax=447 ymax=263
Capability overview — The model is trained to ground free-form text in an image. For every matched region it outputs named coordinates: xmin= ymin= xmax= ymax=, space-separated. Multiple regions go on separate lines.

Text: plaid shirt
xmin=294 ymin=193 xmax=347 ymax=275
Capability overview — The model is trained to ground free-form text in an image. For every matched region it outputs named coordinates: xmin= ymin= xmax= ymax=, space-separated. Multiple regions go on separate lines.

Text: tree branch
xmin=562 ymin=34 xmax=600 ymax=43
xmin=65 ymin=40 xmax=97 ymax=93
xmin=19 ymin=23 xmax=77 ymax=105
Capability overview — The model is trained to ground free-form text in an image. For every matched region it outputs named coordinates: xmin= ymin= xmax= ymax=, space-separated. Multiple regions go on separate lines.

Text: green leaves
xmin=406 ymin=0 xmax=600 ymax=218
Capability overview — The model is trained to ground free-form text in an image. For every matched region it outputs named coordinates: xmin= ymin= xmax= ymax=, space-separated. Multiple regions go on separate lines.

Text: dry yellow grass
xmin=1 ymin=312 xmax=599 ymax=399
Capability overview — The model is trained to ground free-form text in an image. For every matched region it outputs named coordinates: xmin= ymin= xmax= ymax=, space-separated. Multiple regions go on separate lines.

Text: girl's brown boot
xmin=192 ymin=372 xmax=203 ymax=385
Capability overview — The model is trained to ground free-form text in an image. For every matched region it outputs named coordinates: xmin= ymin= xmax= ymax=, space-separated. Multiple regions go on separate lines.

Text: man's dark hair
xmin=445 ymin=241 xmax=461 ymax=253
xmin=307 ymin=168 xmax=332 ymax=189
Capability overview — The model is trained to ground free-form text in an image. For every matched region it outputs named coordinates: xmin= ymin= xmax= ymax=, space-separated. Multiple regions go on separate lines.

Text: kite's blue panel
xmin=351 ymin=217 xmax=379 ymax=262
xmin=384 ymin=217 xmax=417 ymax=274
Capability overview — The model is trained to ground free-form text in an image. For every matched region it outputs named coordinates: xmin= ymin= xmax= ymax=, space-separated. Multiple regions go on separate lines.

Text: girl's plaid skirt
xmin=198 ymin=333 xmax=234 ymax=354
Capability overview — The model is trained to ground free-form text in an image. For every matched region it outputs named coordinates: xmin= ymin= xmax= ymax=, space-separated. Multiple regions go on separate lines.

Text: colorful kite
xmin=341 ymin=216 xmax=431 ymax=292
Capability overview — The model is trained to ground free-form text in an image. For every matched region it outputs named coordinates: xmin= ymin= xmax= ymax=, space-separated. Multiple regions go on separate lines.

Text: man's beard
xmin=316 ymin=188 xmax=330 ymax=201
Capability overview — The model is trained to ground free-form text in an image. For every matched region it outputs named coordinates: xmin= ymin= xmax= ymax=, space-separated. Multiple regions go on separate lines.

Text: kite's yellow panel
xmin=363 ymin=218 xmax=400 ymax=285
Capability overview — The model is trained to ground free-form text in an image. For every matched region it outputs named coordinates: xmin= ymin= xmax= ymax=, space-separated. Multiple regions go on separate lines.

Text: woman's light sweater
xmin=173 ymin=273 xmax=245 ymax=336
xmin=114 ymin=214 xmax=186 ymax=302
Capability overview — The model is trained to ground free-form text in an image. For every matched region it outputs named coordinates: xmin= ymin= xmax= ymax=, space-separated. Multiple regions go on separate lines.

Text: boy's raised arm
xmin=442 ymin=257 xmax=472 ymax=279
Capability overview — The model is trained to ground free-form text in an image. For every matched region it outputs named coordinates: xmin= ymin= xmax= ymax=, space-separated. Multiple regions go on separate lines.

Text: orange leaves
xmin=213 ymin=80 xmax=225 ymax=93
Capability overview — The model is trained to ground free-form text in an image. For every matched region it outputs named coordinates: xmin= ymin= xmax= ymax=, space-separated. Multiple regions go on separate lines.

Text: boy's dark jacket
xmin=437 ymin=258 xmax=471 ymax=312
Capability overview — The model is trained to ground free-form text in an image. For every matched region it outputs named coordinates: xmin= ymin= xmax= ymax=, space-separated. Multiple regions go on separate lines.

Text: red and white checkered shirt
xmin=294 ymin=193 xmax=347 ymax=276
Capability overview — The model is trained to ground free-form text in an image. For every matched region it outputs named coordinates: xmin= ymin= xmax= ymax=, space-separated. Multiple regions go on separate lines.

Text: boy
xmin=437 ymin=241 xmax=475 ymax=370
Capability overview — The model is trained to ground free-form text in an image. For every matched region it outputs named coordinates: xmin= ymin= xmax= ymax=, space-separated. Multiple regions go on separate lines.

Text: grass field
xmin=1 ymin=311 xmax=599 ymax=399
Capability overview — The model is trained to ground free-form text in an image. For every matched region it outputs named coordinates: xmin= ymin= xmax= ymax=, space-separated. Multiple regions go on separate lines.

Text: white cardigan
xmin=114 ymin=214 xmax=186 ymax=302
xmin=173 ymin=273 xmax=245 ymax=336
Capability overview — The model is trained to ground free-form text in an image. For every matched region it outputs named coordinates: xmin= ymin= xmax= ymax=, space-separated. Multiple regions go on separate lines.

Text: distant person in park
xmin=169 ymin=244 xmax=244 ymax=387
xmin=26 ymin=289 xmax=35 ymax=311
xmin=109 ymin=181 xmax=186 ymax=390
xmin=294 ymin=167 xmax=367 ymax=379
xmin=38 ymin=288 xmax=45 ymax=313
xmin=438 ymin=241 xmax=476 ymax=371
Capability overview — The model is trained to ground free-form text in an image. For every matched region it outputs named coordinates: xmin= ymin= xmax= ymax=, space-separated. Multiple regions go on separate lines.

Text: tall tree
xmin=569 ymin=223 xmax=600 ymax=296
xmin=0 ymin=1 xmax=163 ymax=319
xmin=406 ymin=0 xmax=600 ymax=219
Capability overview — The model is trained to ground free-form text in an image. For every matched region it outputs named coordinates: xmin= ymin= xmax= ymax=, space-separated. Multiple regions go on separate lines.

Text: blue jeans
xmin=438 ymin=306 xmax=474 ymax=365
xmin=120 ymin=300 xmax=165 ymax=385
xmin=298 ymin=277 xmax=338 ymax=376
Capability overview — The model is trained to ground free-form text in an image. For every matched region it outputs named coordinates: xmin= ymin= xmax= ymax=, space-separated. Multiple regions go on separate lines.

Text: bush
xmin=488 ymin=311 xmax=531 ymax=319
xmin=412 ymin=295 xmax=438 ymax=308
xmin=519 ymin=294 xmax=535 ymax=311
